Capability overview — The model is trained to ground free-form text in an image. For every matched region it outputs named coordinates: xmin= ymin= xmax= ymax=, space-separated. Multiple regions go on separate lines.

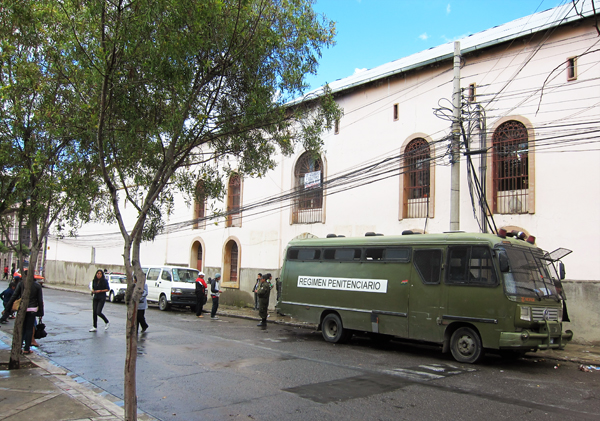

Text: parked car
xmin=13 ymin=269 xmax=45 ymax=287
xmin=107 ymin=273 xmax=128 ymax=303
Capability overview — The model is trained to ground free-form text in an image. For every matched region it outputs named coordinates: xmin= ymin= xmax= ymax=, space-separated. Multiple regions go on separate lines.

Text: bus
xmin=276 ymin=230 xmax=573 ymax=363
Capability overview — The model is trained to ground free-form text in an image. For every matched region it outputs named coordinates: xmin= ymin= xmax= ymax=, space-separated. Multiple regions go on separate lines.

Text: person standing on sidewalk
xmin=195 ymin=272 xmax=208 ymax=318
xmin=136 ymin=276 xmax=149 ymax=333
xmin=3 ymin=272 xmax=44 ymax=354
xmin=210 ymin=273 xmax=222 ymax=320
xmin=256 ymin=273 xmax=273 ymax=327
xmin=3 ymin=265 xmax=8 ymax=281
xmin=89 ymin=270 xmax=110 ymax=332
xmin=252 ymin=273 xmax=262 ymax=310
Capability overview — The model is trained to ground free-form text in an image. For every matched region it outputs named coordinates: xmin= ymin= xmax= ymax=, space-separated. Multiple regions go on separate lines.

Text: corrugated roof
xmin=294 ymin=0 xmax=597 ymax=102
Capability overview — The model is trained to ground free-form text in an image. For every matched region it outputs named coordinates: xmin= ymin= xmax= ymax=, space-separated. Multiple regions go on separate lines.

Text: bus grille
xmin=531 ymin=307 xmax=559 ymax=321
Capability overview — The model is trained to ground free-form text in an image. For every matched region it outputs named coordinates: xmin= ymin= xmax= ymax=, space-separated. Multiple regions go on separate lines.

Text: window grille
xmin=226 ymin=174 xmax=242 ymax=227
xmin=229 ymin=241 xmax=238 ymax=283
xmin=292 ymin=152 xmax=323 ymax=224
xmin=492 ymin=121 xmax=529 ymax=214
xmin=404 ymin=138 xmax=430 ymax=218
xmin=193 ymin=181 xmax=206 ymax=229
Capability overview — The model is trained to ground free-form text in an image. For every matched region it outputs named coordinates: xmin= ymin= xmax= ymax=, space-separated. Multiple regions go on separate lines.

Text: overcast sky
xmin=305 ymin=0 xmax=564 ymax=90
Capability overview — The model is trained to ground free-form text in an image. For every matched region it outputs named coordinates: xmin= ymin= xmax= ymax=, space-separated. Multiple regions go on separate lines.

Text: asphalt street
xmin=14 ymin=286 xmax=600 ymax=420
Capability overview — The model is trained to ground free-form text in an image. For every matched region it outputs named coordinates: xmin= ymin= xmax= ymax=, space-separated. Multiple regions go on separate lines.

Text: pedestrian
xmin=195 ymin=272 xmax=208 ymax=318
xmin=256 ymin=273 xmax=273 ymax=327
xmin=136 ymin=276 xmax=149 ymax=333
xmin=252 ymin=273 xmax=262 ymax=310
xmin=3 ymin=265 xmax=8 ymax=281
xmin=89 ymin=269 xmax=110 ymax=332
xmin=210 ymin=273 xmax=222 ymax=320
xmin=0 ymin=282 xmax=16 ymax=323
xmin=10 ymin=263 xmax=15 ymax=278
xmin=4 ymin=273 xmax=44 ymax=354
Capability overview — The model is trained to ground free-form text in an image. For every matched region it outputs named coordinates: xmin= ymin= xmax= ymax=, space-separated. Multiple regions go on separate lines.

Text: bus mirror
xmin=559 ymin=262 xmax=566 ymax=280
xmin=498 ymin=254 xmax=510 ymax=273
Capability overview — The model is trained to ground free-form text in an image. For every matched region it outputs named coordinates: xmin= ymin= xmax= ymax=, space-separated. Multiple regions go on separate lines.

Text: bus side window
xmin=447 ymin=246 xmax=497 ymax=286
xmin=365 ymin=248 xmax=384 ymax=261
xmin=414 ymin=249 xmax=442 ymax=284
xmin=297 ymin=248 xmax=320 ymax=260
xmin=335 ymin=248 xmax=361 ymax=261
xmin=447 ymin=247 xmax=469 ymax=283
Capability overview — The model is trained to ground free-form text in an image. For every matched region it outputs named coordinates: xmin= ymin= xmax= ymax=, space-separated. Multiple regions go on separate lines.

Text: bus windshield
xmin=499 ymin=246 xmax=559 ymax=300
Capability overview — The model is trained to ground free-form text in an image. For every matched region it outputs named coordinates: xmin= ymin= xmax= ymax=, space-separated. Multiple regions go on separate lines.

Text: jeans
xmin=137 ymin=309 xmax=148 ymax=331
xmin=92 ymin=296 xmax=109 ymax=327
xmin=211 ymin=296 xmax=219 ymax=318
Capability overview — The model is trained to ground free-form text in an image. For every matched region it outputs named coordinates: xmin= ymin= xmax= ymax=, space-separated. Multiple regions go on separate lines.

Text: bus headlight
xmin=520 ymin=306 xmax=531 ymax=321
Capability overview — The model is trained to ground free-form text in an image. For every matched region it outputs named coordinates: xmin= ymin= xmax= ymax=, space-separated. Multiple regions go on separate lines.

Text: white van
xmin=143 ymin=266 xmax=199 ymax=311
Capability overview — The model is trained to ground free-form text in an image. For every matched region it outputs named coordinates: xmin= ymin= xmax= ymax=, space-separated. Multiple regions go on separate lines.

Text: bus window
xmin=446 ymin=246 xmax=497 ymax=286
xmin=365 ymin=248 xmax=384 ymax=261
xmin=335 ymin=248 xmax=361 ymax=261
xmin=297 ymin=248 xmax=320 ymax=260
xmin=413 ymin=249 xmax=442 ymax=284
xmin=385 ymin=248 xmax=411 ymax=262
xmin=323 ymin=249 xmax=335 ymax=260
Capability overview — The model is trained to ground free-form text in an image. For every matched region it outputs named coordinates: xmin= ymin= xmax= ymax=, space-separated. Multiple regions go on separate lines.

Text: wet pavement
xmin=1 ymin=282 xmax=599 ymax=420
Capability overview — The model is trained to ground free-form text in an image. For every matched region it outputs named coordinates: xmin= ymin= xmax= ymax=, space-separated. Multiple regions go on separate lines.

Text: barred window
xmin=292 ymin=152 xmax=323 ymax=224
xmin=492 ymin=121 xmax=529 ymax=214
xmin=403 ymin=138 xmax=430 ymax=218
xmin=226 ymin=174 xmax=242 ymax=227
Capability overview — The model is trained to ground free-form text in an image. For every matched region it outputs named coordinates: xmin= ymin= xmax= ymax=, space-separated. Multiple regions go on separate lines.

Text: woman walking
xmin=90 ymin=270 xmax=110 ymax=332
xmin=5 ymin=272 xmax=44 ymax=354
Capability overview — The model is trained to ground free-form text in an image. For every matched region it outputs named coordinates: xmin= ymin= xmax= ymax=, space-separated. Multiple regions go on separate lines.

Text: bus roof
xmin=286 ymin=232 xmax=539 ymax=249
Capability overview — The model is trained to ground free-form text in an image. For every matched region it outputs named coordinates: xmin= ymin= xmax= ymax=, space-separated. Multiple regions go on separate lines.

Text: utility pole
xmin=478 ymin=104 xmax=487 ymax=233
xmin=450 ymin=41 xmax=461 ymax=231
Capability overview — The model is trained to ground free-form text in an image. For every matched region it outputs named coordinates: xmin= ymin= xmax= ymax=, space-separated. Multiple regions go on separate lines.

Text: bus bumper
xmin=499 ymin=323 xmax=573 ymax=350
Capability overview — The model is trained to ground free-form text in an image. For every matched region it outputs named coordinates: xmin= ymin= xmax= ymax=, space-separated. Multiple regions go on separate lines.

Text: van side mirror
xmin=498 ymin=254 xmax=510 ymax=273
xmin=559 ymin=262 xmax=566 ymax=280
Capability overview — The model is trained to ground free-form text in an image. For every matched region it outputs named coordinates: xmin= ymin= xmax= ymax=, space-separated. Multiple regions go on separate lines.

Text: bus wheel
xmin=322 ymin=313 xmax=352 ymax=344
xmin=450 ymin=327 xmax=483 ymax=363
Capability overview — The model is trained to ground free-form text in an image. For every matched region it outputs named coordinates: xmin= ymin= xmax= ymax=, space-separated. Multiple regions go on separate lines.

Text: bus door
xmin=408 ymin=248 xmax=444 ymax=343
xmin=444 ymin=245 xmax=503 ymax=345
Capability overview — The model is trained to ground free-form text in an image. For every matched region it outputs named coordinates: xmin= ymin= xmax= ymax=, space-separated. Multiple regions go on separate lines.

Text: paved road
xmin=28 ymin=287 xmax=600 ymax=420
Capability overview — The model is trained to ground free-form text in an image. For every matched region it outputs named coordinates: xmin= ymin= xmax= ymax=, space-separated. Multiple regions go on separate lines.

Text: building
xmin=46 ymin=2 xmax=600 ymax=341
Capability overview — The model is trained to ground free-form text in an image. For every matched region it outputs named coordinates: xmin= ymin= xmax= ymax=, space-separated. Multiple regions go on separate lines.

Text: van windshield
xmin=172 ymin=269 xmax=199 ymax=283
xmin=499 ymin=245 xmax=559 ymax=300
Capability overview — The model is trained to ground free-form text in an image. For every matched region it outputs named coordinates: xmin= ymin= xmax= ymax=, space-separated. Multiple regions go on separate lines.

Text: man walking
xmin=256 ymin=273 xmax=273 ymax=327
xmin=210 ymin=273 xmax=222 ymax=320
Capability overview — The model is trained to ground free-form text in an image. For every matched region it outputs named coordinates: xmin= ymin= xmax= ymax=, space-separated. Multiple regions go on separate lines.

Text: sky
xmin=305 ymin=0 xmax=564 ymax=91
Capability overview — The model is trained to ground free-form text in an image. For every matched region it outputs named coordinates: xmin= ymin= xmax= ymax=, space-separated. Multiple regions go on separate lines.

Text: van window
xmin=446 ymin=246 xmax=497 ymax=286
xmin=161 ymin=270 xmax=172 ymax=281
xmin=146 ymin=268 xmax=161 ymax=281
xmin=413 ymin=249 xmax=442 ymax=284
xmin=173 ymin=268 xmax=198 ymax=283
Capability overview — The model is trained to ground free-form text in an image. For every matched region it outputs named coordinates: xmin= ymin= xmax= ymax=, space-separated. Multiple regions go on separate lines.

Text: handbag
xmin=34 ymin=318 xmax=47 ymax=339
xmin=11 ymin=298 xmax=21 ymax=311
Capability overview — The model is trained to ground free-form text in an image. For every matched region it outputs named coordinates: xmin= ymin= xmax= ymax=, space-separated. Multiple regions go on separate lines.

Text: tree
xmin=0 ymin=1 xmax=100 ymax=368
xmin=56 ymin=0 xmax=340 ymax=419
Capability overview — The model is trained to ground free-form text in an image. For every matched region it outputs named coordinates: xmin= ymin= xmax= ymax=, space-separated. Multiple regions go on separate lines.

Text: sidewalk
xmin=1 ymin=283 xmax=599 ymax=421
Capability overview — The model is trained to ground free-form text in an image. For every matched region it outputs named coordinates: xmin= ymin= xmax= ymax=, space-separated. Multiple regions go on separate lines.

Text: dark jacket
xmin=7 ymin=280 xmax=44 ymax=317
xmin=1 ymin=287 xmax=14 ymax=307
xmin=92 ymin=276 xmax=110 ymax=299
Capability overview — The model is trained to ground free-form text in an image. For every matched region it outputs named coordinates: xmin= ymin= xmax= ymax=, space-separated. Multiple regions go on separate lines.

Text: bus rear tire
xmin=450 ymin=327 xmax=483 ymax=363
xmin=321 ymin=313 xmax=352 ymax=344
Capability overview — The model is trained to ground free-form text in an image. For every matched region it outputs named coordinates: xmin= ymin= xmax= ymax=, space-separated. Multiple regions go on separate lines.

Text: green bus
xmin=276 ymin=230 xmax=573 ymax=363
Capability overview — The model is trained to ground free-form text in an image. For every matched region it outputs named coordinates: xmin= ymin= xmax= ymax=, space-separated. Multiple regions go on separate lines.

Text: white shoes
xmin=89 ymin=327 xmax=97 ymax=332
xmin=104 ymin=322 xmax=110 ymax=331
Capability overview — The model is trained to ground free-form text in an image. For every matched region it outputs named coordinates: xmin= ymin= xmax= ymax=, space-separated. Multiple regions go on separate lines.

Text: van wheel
xmin=159 ymin=295 xmax=170 ymax=311
xmin=450 ymin=327 xmax=483 ymax=363
xmin=108 ymin=291 xmax=114 ymax=303
xmin=321 ymin=313 xmax=352 ymax=344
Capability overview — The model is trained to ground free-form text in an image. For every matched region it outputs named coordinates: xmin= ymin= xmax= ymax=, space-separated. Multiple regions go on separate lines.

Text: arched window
xmin=403 ymin=138 xmax=431 ymax=218
xmin=223 ymin=239 xmax=240 ymax=287
xmin=226 ymin=174 xmax=242 ymax=227
xmin=191 ymin=240 xmax=203 ymax=271
xmin=193 ymin=181 xmax=206 ymax=229
xmin=492 ymin=120 xmax=530 ymax=214
xmin=292 ymin=152 xmax=323 ymax=224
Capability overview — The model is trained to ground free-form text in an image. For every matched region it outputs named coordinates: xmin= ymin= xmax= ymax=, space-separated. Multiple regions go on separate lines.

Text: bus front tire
xmin=450 ymin=327 xmax=483 ymax=363
xmin=321 ymin=313 xmax=352 ymax=344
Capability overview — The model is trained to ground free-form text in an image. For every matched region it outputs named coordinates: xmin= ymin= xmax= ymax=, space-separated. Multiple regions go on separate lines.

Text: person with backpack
xmin=210 ymin=273 xmax=222 ymax=320
xmin=195 ymin=272 xmax=208 ymax=318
